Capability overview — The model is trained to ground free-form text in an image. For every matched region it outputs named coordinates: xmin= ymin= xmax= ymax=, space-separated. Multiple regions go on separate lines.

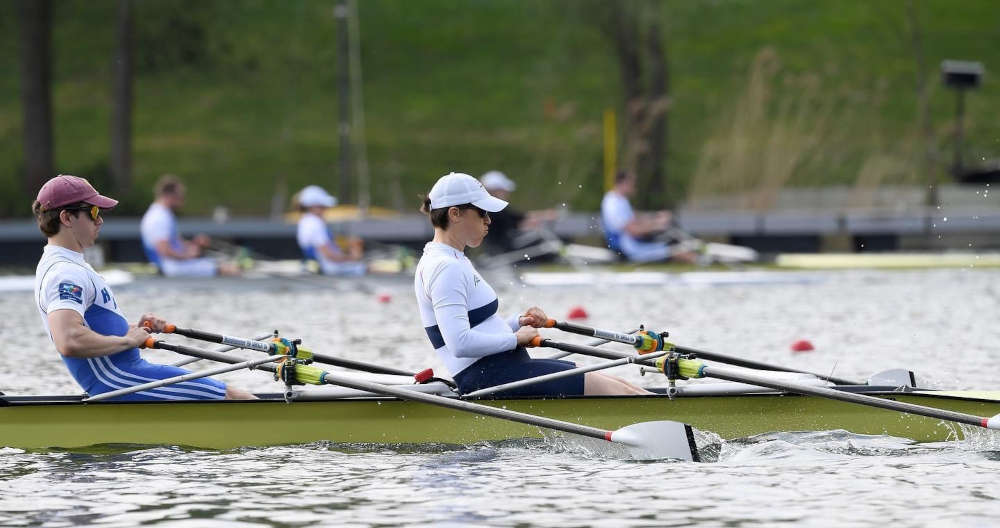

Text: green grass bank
xmin=1 ymin=0 xmax=998 ymax=217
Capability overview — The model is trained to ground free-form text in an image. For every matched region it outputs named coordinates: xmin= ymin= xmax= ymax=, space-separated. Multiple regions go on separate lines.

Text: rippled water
xmin=3 ymin=268 xmax=1000 ymax=527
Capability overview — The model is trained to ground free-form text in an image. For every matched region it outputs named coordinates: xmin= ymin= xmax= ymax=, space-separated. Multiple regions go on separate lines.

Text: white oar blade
xmin=988 ymin=415 xmax=1000 ymax=430
xmin=608 ymin=420 xmax=699 ymax=462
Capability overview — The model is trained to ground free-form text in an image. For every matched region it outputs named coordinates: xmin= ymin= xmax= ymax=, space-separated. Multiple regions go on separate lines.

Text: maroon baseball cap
xmin=36 ymin=175 xmax=119 ymax=210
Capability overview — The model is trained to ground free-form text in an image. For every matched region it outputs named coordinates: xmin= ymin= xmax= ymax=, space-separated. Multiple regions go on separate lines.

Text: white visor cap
xmin=299 ymin=185 xmax=337 ymax=208
xmin=480 ymin=170 xmax=516 ymax=192
xmin=428 ymin=172 xmax=508 ymax=212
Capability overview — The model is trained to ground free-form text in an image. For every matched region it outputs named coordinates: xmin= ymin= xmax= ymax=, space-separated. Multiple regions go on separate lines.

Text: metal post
xmin=335 ymin=0 xmax=352 ymax=202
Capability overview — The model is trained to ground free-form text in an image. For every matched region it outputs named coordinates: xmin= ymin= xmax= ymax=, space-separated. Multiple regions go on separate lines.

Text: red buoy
xmin=566 ymin=306 xmax=589 ymax=320
xmin=790 ymin=340 xmax=814 ymax=353
xmin=377 ymin=293 xmax=392 ymax=304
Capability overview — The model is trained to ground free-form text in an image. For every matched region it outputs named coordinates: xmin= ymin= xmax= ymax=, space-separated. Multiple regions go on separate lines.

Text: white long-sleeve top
xmin=414 ymin=242 xmax=520 ymax=376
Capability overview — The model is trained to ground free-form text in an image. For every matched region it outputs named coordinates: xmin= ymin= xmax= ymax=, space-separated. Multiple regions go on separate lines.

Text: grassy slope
xmin=0 ymin=0 xmax=997 ymax=217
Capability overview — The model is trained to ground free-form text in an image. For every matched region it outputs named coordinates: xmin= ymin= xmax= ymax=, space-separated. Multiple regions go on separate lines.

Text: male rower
xmin=601 ymin=170 xmax=696 ymax=263
xmin=32 ymin=174 xmax=254 ymax=400
xmin=140 ymin=174 xmax=239 ymax=277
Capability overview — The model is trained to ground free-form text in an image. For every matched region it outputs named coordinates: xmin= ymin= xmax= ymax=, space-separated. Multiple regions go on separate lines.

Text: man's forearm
xmin=56 ymin=324 xmax=138 ymax=358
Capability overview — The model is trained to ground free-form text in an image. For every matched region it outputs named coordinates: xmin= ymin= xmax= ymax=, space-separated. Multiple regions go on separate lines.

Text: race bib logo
xmin=58 ymin=282 xmax=83 ymax=304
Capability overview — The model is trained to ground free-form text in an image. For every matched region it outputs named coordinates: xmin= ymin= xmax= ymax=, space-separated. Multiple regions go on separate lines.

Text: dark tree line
xmin=579 ymin=0 xmax=671 ymax=208
xmin=18 ymin=0 xmax=134 ymax=197
xmin=18 ymin=0 xmax=53 ymax=196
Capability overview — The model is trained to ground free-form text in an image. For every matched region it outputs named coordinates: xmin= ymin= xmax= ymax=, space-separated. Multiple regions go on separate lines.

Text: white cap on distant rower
xmin=480 ymin=170 xmax=516 ymax=192
xmin=428 ymin=172 xmax=508 ymax=212
xmin=299 ymin=185 xmax=337 ymax=208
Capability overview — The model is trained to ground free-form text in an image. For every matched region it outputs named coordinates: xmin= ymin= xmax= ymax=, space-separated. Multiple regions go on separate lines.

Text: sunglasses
xmin=456 ymin=204 xmax=489 ymax=219
xmin=66 ymin=204 xmax=103 ymax=222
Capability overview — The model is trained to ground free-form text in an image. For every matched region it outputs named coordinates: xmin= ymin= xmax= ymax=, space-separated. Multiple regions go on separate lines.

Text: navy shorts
xmin=454 ymin=347 xmax=585 ymax=397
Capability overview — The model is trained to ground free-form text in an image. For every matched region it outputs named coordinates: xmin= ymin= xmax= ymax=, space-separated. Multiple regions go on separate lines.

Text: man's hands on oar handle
xmin=138 ymin=313 xmax=168 ymax=333
xmin=119 ymin=313 xmax=168 ymax=349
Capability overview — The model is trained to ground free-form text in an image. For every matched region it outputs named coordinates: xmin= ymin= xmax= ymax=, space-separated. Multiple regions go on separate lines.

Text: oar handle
xmin=530 ymin=337 xmax=661 ymax=367
xmin=142 ymin=337 xmax=279 ymax=374
xmin=544 ymin=319 xmax=640 ymax=345
xmin=153 ymin=322 xmax=431 ymax=380
xmin=544 ymin=320 xmax=667 ymax=353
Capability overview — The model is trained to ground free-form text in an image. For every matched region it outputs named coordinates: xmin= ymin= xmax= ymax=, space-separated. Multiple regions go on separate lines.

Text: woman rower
xmin=414 ymin=172 xmax=648 ymax=397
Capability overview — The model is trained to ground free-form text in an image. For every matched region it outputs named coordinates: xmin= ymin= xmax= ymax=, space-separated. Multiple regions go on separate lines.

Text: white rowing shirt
xmin=601 ymin=190 xmax=671 ymax=262
xmin=140 ymin=202 xmax=181 ymax=269
xmin=414 ymin=242 xmax=519 ymax=376
xmin=601 ymin=190 xmax=634 ymax=248
xmin=140 ymin=202 xmax=216 ymax=277
xmin=297 ymin=212 xmax=364 ymax=276
xmin=34 ymin=244 xmax=226 ymax=400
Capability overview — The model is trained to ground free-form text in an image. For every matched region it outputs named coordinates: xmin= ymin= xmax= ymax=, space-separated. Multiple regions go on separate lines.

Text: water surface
xmin=2 ymin=268 xmax=999 ymax=526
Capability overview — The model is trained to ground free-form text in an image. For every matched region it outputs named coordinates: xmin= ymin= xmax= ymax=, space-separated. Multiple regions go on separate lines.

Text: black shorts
xmin=453 ymin=347 xmax=585 ymax=397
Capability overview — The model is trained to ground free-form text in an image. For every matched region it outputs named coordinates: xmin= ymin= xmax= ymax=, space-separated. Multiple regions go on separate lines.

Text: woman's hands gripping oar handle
xmin=271 ymin=359 xmax=699 ymax=461
xmin=543 ymin=319 xmax=861 ymax=386
xmin=666 ymin=357 xmax=1000 ymax=432
xmin=146 ymin=322 xmax=434 ymax=382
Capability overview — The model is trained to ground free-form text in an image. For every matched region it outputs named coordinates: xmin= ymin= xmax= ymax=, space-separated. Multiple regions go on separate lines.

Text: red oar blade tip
xmin=987 ymin=415 xmax=1000 ymax=430
xmin=607 ymin=420 xmax=699 ymax=462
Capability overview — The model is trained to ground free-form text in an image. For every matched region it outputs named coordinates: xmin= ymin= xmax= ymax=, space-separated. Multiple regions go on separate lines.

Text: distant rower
xmin=601 ymin=170 xmax=696 ymax=263
xmin=295 ymin=185 xmax=366 ymax=276
xmin=140 ymin=175 xmax=239 ymax=277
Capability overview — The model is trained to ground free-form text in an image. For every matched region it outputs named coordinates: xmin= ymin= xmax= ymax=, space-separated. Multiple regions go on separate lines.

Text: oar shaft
xmin=546 ymin=328 xmax=639 ymax=360
xmin=674 ymin=344 xmax=860 ymax=386
xmin=309 ymin=353 xmax=415 ymax=377
xmin=536 ymin=339 xmax=659 ymax=366
xmin=164 ymin=324 xmax=415 ymax=377
xmin=547 ymin=320 xmax=640 ymax=347
xmin=148 ymin=340 xmax=278 ymax=374
xmin=701 ymin=363 xmax=990 ymax=429
xmin=545 ymin=320 xmax=860 ymax=385
xmin=315 ymin=370 xmax=613 ymax=442
xmin=165 ymin=325 xmax=275 ymax=353
xmin=173 ymin=333 xmax=274 ymax=367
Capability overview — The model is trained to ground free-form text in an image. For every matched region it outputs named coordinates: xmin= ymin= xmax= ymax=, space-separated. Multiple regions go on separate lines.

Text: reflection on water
xmin=2 ymin=269 xmax=1000 ymax=526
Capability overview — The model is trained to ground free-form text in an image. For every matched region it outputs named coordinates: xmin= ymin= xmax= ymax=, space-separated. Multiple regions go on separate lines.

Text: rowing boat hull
xmin=3 ymin=391 xmax=998 ymax=450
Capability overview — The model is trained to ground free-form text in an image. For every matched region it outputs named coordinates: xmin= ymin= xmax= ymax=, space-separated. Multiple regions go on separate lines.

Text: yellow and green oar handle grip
xmin=274 ymin=361 xmax=329 ymax=386
xmin=654 ymin=356 xmax=706 ymax=380
xmin=542 ymin=319 xmax=670 ymax=353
